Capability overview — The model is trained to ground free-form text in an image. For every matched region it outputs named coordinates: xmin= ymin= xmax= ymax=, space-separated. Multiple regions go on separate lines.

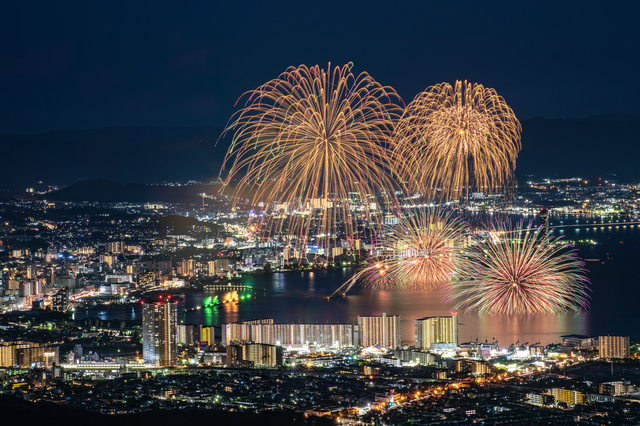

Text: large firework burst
xmin=380 ymin=208 xmax=469 ymax=290
xmin=333 ymin=208 xmax=468 ymax=296
xmin=393 ymin=80 xmax=521 ymax=200
xmin=219 ymin=63 xmax=403 ymax=249
xmin=447 ymin=220 xmax=590 ymax=315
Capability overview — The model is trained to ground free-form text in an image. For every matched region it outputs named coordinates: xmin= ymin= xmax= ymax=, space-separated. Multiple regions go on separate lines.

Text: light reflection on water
xmin=76 ymin=214 xmax=640 ymax=346
xmin=91 ymin=271 xmax=593 ymax=346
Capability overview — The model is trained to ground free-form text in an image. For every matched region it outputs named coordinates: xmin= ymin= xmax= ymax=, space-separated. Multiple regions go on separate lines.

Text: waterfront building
xmin=561 ymin=334 xmax=597 ymax=349
xmin=142 ymin=300 xmax=178 ymax=366
xmin=414 ymin=315 xmax=458 ymax=350
xmin=222 ymin=319 xmax=355 ymax=348
xmin=358 ymin=313 xmax=401 ymax=349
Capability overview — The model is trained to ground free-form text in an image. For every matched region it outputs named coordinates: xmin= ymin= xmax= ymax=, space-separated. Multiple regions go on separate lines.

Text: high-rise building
xmin=145 ymin=259 xmax=172 ymax=275
xmin=226 ymin=345 xmax=242 ymax=366
xmin=201 ymin=326 xmax=215 ymax=346
xmin=599 ymin=335 xmax=630 ymax=359
xmin=539 ymin=208 xmax=549 ymax=236
xmin=242 ymin=343 xmax=283 ymax=367
xmin=225 ymin=343 xmax=282 ymax=367
xmin=414 ymin=315 xmax=458 ymax=350
xmin=177 ymin=259 xmax=194 ymax=276
xmin=26 ymin=266 xmax=37 ymax=279
xmin=142 ymin=299 xmax=178 ymax=366
xmin=357 ymin=313 xmax=401 ymax=348
xmin=105 ymin=241 xmax=124 ymax=254
xmin=177 ymin=324 xmax=204 ymax=345
xmin=52 ymin=287 xmax=69 ymax=312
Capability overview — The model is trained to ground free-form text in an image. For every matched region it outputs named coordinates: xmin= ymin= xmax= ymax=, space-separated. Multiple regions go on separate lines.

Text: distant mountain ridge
xmin=38 ymin=179 xmax=224 ymax=203
xmin=1 ymin=126 xmax=227 ymax=191
xmin=2 ymin=116 xmax=640 ymax=192
xmin=574 ymin=113 xmax=639 ymax=122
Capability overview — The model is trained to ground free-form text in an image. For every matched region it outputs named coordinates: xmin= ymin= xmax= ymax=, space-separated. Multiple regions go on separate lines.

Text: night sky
xmin=2 ymin=1 xmax=640 ymax=134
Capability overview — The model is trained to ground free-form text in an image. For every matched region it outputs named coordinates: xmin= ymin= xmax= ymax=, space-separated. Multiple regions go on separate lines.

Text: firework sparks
xmin=393 ymin=80 xmax=521 ymax=200
xmin=219 ymin=63 xmax=403 ymax=250
xmin=333 ymin=208 xmax=468 ymax=295
xmin=447 ymin=220 xmax=590 ymax=315
xmin=370 ymin=208 xmax=469 ymax=290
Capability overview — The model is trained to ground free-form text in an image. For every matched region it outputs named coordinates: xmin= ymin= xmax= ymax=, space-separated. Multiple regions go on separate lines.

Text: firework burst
xmin=219 ymin=63 xmax=403 ymax=250
xmin=447 ymin=220 xmax=590 ymax=315
xmin=335 ymin=208 xmax=468 ymax=295
xmin=393 ymin=80 xmax=521 ymax=200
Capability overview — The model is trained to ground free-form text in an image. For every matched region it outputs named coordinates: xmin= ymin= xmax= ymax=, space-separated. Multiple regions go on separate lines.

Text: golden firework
xmin=219 ymin=63 xmax=403 ymax=251
xmin=393 ymin=80 xmax=521 ymax=200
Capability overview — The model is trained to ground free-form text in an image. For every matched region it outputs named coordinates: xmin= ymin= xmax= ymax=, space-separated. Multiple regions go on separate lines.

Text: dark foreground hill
xmin=0 ymin=394 xmax=332 ymax=426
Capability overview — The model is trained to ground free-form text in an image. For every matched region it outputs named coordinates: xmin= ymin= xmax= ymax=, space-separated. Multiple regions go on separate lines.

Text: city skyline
xmin=2 ymin=1 xmax=640 ymax=423
xmin=1 ymin=180 xmax=640 ymax=422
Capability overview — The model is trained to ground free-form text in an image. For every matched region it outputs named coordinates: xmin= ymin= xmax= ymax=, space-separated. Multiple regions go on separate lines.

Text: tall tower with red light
xmin=142 ymin=298 xmax=178 ymax=366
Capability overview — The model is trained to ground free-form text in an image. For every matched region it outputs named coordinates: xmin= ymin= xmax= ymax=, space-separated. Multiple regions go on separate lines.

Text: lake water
xmin=81 ymin=214 xmax=640 ymax=346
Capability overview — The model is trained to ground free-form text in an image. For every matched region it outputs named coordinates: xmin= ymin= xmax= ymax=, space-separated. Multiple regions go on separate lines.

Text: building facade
xmin=222 ymin=319 xmax=355 ymax=348
xmin=142 ymin=301 xmax=178 ymax=366
xmin=226 ymin=343 xmax=283 ymax=367
xmin=357 ymin=313 xmax=401 ymax=348
xmin=0 ymin=342 xmax=59 ymax=367
xmin=414 ymin=315 xmax=458 ymax=350
xmin=599 ymin=335 xmax=630 ymax=359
